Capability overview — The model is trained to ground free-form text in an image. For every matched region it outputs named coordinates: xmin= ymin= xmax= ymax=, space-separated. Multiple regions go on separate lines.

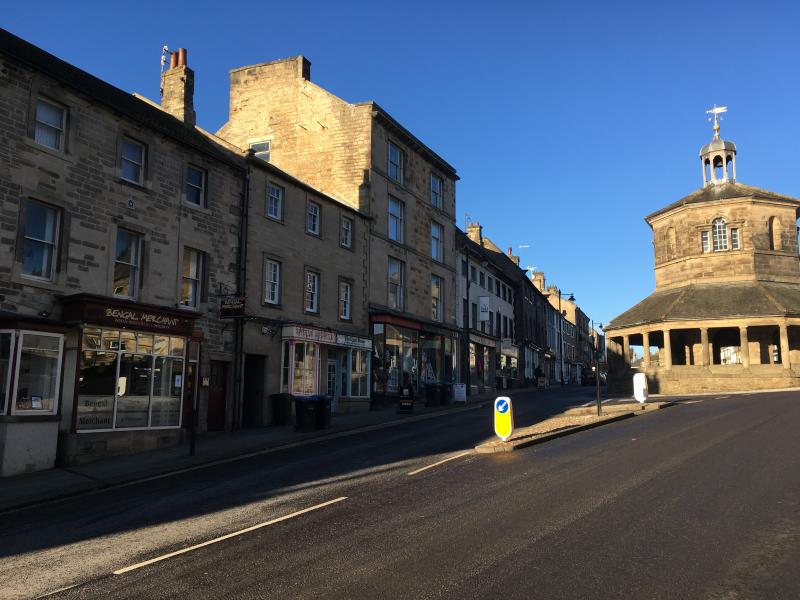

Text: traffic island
xmin=474 ymin=401 xmax=674 ymax=454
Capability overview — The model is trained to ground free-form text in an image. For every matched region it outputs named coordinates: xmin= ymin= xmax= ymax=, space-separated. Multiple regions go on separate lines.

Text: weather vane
xmin=706 ymin=104 xmax=727 ymax=137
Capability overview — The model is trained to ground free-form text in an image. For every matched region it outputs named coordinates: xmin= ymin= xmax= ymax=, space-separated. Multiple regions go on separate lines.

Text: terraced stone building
xmin=606 ymin=114 xmax=800 ymax=394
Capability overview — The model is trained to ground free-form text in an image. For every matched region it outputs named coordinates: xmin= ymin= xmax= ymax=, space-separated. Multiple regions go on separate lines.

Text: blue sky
xmin=5 ymin=1 xmax=799 ymax=325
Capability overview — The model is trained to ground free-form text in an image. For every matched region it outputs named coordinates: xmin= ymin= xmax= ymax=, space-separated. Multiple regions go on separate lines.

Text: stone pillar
xmin=623 ymin=335 xmax=631 ymax=368
xmin=642 ymin=331 xmax=650 ymax=368
xmin=700 ymin=327 xmax=710 ymax=367
xmin=663 ymin=329 xmax=672 ymax=369
xmin=739 ymin=326 xmax=750 ymax=368
xmin=779 ymin=323 xmax=791 ymax=369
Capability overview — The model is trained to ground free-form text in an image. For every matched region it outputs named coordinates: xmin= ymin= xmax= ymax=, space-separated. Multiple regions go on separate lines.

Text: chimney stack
xmin=161 ymin=47 xmax=196 ymax=127
xmin=506 ymin=246 xmax=520 ymax=266
xmin=531 ymin=271 xmax=546 ymax=292
xmin=466 ymin=222 xmax=483 ymax=244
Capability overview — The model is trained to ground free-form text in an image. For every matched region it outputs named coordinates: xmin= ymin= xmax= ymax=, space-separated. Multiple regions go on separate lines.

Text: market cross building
xmin=606 ymin=110 xmax=800 ymax=395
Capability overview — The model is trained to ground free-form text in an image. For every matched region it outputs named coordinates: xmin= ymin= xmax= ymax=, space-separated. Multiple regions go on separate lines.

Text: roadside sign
xmin=494 ymin=396 xmax=514 ymax=441
xmin=633 ymin=373 xmax=648 ymax=403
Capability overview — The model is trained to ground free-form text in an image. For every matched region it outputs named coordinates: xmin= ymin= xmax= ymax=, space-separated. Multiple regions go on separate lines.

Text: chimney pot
xmin=178 ymin=48 xmax=187 ymax=67
xmin=169 ymin=51 xmax=178 ymax=69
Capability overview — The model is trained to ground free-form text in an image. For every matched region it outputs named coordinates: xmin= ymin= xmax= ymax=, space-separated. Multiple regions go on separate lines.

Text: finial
xmin=706 ymin=104 xmax=727 ymax=139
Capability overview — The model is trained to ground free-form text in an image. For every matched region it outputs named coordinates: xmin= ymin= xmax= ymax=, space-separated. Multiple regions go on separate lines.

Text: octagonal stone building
xmin=606 ymin=114 xmax=800 ymax=395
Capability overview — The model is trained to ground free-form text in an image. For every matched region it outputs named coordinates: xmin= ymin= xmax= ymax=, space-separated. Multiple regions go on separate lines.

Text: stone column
xmin=642 ymin=331 xmax=650 ymax=368
xmin=623 ymin=335 xmax=631 ymax=368
xmin=663 ymin=329 xmax=672 ymax=369
xmin=739 ymin=326 xmax=750 ymax=368
xmin=779 ymin=323 xmax=791 ymax=369
xmin=700 ymin=327 xmax=710 ymax=367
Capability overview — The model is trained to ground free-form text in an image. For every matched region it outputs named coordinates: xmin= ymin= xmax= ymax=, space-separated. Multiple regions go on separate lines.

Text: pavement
xmin=0 ymin=386 xmax=535 ymax=513
xmin=3 ymin=388 xmax=798 ymax=599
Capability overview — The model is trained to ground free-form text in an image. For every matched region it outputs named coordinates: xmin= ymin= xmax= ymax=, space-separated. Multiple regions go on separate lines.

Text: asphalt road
xmin=3 ymin=388 xmax=799 ymax=599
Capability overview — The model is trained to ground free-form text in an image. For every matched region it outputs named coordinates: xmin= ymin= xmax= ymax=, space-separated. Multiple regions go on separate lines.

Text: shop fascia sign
xmin=336 ymin=334 xmax=372 ymax=350
xmin=282 ymin=325 xmax=337 ymax=345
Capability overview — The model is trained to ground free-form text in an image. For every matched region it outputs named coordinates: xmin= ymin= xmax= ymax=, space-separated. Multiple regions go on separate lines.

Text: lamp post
xmin=592 ymin=320 xmax=604 ymax=416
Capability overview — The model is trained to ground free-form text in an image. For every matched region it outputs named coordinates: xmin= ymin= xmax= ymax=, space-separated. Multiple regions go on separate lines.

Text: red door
xmin=207 ymin=361 xmax=227 ymax=431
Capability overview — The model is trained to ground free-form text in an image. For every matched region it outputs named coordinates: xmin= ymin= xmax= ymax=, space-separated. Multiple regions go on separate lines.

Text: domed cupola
xmin=699 ymin=105 xmax=737 ymax=187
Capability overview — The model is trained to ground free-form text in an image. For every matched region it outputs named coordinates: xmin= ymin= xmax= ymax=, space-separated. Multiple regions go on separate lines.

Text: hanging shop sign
xmin=478 ymin=296 xmax=490 ymax=321
xmin=219 ymin=295 xmax=246 ymax=319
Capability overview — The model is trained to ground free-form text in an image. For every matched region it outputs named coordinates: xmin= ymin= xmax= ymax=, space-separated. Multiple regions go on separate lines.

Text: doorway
xmin=243 ymin=355 xmax=266 ymax=428
xmin=207 ymin=360 xmax=228 ymax=431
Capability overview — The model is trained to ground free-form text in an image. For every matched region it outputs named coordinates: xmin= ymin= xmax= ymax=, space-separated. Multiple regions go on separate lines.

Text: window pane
xmin=137 ymin=333 xmax=154 ymax=354
xmin=22 ymin=239 xmax=53 ymax=279
xmin=24 ymin=200 xmax=57 ymax=241
xmin=154 ymin=336 xmax=170 ymax=356
xmin=151 ymin=357 xmax=183 ymax=427
xmin=120 ymin=331 xmax=136 ymax=352
xmin=76 ymin=351 xmax=117 ymax=430
xmin=101 ymin=330 xmax=120 ymax=351
xmin=36 ymin=100 xmax=63 ymax=128
xmin=115 ymin=354 xmax=152 ymax=428
xmin=115 ymin=230 xmax=138 ymax=263
xmin=113 ymin=263 xmax=133 ymax=297
xmin=170 ymin=337 xmax=185 ymax=357
xmin=187 ymin=167 xmax=203 ymax=187
xmin=122 ymin=139 xmax=143 ymax=163
xmin=14 ymin=333 xmax=61 ymax=412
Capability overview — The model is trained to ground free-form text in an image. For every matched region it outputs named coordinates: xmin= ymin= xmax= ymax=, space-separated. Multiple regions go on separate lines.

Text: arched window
xmin=712 ymin=218 xmax=728 ymax=251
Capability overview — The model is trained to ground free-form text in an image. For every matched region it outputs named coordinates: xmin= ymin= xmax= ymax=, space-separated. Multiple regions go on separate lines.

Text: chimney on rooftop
xmin=161 ymin=47 xmax=196 ymax=127
xmin=531 ymin=271 xmax=546 ymax=292
xmin=507 ymin=246 xmax=520 ymax=266
xmin=466 ymin=222 xmax=483 ymax=244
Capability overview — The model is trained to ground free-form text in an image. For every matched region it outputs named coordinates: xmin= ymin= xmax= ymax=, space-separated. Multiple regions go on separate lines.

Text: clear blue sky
xmin=5 ymin=1 xmax=799 ymax=325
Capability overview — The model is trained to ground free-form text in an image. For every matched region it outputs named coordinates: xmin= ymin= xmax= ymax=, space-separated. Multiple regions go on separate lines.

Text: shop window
xmin=281 ymin=341 xmax=290 ymax=392
xmin=76 ymin=328 xmax=185 ymax=430
xmin=34 ymin=98 xmax=66 ymax=151
xmin=351 ymin=350 xmax=369 ymax=397
xmin=113 ymin=229 xmax=142 ymax=299
xmin=181 ymin=248 xmax=205 ymax=308
xmin=420 ymin=333 xmax=443 ymax=384
xmin=292 ymin=342 xmax=316 ymax=395
xmin=21 ymin=199 xmax=60 ymax=281
xmin=0 ymin=332 xmax=15 ymax=414
xmin=12 ymin=331 xmax=63 ymax=414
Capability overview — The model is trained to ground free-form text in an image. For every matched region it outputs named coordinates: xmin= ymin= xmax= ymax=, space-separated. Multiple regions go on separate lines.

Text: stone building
xmin=216 ymin=56 xmax=460 ymax=401
xmin=238 ymin=153 xmax=372 ymax=422
xmin=606 ymin=112 xmax=800 ymax=394
xmin=0 ymin=30 xmax=244 ymax=473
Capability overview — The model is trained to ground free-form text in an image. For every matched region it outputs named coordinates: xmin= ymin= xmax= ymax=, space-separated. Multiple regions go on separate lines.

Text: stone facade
xmin=606 ymin=120 xmax=800 ymax=395
xmin=0 ymin=32 xmax=243 ymax=470
xmin=216 ymin=56 xmax=461 ymax=398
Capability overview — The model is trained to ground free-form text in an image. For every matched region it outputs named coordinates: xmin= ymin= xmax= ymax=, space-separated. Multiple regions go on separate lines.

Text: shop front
xmin=371 ymin=315 xmax=458 ymax=403
xmin=58 ymin=294 xmax=199 ymax=466
xmin=498 ymin=339 xmax=520 ymax=390
xmin=465 ymin=330 xmax=496 ymax=396
xmin=280 ymin=325 xmax=371 ymax=414
xmin=0 ymin=314 xmax=67 ymax=476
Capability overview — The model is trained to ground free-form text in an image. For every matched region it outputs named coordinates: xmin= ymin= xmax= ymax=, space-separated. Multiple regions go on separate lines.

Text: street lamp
xmin=592 ymin=320 xmax=604 ymax=416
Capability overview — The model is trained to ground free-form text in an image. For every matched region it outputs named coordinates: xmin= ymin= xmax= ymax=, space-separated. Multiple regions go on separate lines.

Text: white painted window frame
xmin=10 ymin=330 xmax=63 ymax=416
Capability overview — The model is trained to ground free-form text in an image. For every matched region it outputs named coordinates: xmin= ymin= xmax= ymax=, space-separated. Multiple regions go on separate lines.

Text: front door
xmin=327 ymin=360 xmax=338 ymax=397
xmin=208 ymin=360 xmax=228 ymax=431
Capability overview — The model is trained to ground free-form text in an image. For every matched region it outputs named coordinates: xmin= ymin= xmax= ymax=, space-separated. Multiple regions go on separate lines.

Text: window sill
xmin=266 ymin=215 xmax=285 ymax=225
xmin=25 ymin=139 xmax=73 ymax=163
xmin=305 ymin=231 xmax=322 ymax=239
xmin=261 ymin=302 xmax=282 ymax=309
xmin=183 ymin=201 xmax=213 ymax=215
xmin=13 ymin=273 xmax=63 ymax=293
xmin=116 ymin=177 xmax=151 ymax=193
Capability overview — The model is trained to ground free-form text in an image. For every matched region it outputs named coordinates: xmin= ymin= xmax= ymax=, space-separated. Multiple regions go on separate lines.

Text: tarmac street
xmin=1 ymin=388 xmax=799 ymax=599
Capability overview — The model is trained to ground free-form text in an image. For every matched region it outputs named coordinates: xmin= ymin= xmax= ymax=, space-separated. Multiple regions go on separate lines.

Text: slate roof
xmin=0 ymin=28 xmax=243 ymax=169
xmin=607 ymin=281 xmax=800 ymax=330
xmin=646 ymin=181 xmax=800 ymax=221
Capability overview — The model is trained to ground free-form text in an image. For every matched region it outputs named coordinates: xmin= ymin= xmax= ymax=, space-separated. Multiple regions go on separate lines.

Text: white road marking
xmin=683 ymin=400 xmax=704 ymax=404
xmin=36 ymin=584 xmax=79 ymax=598
xmin=113 ymin=496 xmax=347 ymax=575
xmin=715 ymin=395 xmax=731 ymax=399
xmin=407 ymin=452 xmax=471 ymax=476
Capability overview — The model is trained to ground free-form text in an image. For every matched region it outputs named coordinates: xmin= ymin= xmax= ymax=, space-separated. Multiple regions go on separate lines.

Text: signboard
xmin=61 ymin=295 xmax=196 ymax=336
xmin=219 ymin=295 xmax=246 ymax=319
xmin=494 ymin=396 xmax=514 ymax=441
xmin=453 ymin=383 xmax=467 ymax=403
xmin=282 ymin=325 xmax=337 ymax=345
xmin=336 ymin=333 xmax=372 ymax=350
xmin=478 ymin=296 xmax=490 ymax=321
xmin=633 ymin=372 xmax=648 ymax=403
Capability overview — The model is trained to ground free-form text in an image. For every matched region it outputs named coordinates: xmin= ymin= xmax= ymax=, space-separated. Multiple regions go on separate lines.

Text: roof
xmin=369 ymin=102 xmax=459 ymax=179
xmin=646 ymin=181 xmax=800 ymax=221
xmin=606 ymin=281 xmax=800 ymax=330
xmin=0 ymin=28 xmax=243 ymax=170
xmin=700 ymin=137 xmax=737 ymax=156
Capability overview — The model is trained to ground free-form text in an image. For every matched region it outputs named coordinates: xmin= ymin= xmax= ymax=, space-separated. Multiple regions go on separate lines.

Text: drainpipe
xmin=233 ymin=157 xmax=251 ymax=430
